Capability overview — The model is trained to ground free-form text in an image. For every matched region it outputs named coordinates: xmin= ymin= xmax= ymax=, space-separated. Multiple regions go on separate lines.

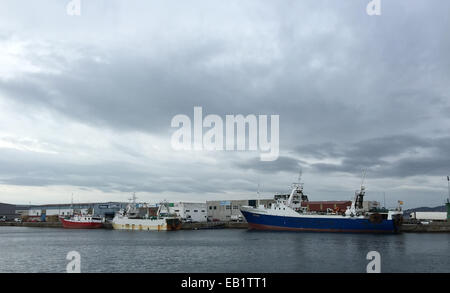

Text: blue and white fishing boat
xmin=240 ymin=173 xmax=403 ymax=233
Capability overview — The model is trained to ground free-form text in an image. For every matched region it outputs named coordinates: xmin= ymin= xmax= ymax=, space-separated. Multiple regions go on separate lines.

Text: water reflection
xmin=0 ymin=227 xmax=448 ymax=273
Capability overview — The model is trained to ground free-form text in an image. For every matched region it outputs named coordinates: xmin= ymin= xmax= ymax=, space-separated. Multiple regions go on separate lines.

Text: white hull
xmin=112 ymin=216 xmax=180 ymax=231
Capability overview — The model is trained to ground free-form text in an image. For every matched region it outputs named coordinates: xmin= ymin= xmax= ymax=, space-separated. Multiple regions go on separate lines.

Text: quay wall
xmin=0 ymin=221 xmax=247 ymax=229
xmin=400 ymin=222 xmax=450 ymax=233
xmin=0 ymin=221 xmax=63 ymax=228
xmin=2 ymin=221 xmax=450 ymax=232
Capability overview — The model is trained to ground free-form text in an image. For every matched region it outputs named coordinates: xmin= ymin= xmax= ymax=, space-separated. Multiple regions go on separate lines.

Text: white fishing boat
xmin=112 ymin=194 xmax=181 ymax=231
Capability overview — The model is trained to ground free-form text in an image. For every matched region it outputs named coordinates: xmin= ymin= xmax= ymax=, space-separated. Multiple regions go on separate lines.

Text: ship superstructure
xmin=112 ymin=194 xmax=181 ymax=231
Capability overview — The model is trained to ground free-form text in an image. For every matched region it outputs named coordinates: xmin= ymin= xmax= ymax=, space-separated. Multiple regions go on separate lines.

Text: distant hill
xmin=403 ymin=205 xmax=447 ymax=218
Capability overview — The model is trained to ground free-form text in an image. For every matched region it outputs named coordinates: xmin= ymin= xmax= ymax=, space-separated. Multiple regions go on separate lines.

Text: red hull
xmin=61 ymin=218 xmax=103 ymax=229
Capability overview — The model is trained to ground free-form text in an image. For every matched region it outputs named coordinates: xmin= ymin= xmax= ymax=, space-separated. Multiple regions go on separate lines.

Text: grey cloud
xmin=234 ymin=156 xmax=303 ymax=174
xmin=1 ymin=0 xmax=450 ymax=207
xmin=1 ymin=0 xmax=449 ymax=147
xmin=0 ymin=148 xmax=260 ymax=194
xmin=295 ymin=142 xmax=341 ymax=159
xmin=298 ymin=135 xmax=450 ymax=178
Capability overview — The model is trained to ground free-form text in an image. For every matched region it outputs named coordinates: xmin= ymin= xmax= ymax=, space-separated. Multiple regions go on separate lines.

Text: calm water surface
xmin=0 ymin=227 xmax=449 ymax=273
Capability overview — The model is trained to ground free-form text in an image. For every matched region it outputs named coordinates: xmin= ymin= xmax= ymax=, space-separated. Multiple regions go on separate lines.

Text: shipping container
xmin=410 ymin=212 xmax=447 ymax=221
xmin=301 ymin=201 xmax=352 ymax=212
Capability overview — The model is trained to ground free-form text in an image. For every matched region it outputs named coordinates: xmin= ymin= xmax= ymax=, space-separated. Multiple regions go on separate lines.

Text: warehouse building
xmin=19 ymin=201 xmax=207 ymax=222
xmin=0 ymin=203 xmax=20 ymax=221
xmin=15 ymin=205 xmax=32 ymax=217
xmin=169 ymin=202 xmax=207 ymax=222
xmin=206 ymin=199 xmax=274 ymax=222
xmin=301 ymin=201 xmax=352 ymax=212
xmin=300 ymin=201 xmax=379 ymax=212
xmin=25 ymin=202 xmax=127 ymax=221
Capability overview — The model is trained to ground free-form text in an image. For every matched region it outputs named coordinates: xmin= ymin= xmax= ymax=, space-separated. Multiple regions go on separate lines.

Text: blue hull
xmin=241 ymin=210 xmax=399 ymax=233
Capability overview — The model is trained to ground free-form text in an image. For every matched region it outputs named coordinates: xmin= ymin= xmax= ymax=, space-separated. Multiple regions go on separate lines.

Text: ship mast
xmin=287 ymin=168 xmax=303 ymax=206
xmin=350 ymin=170 xmax=366 ymax=212
xmin=447 ymin=176 xmax=450 ymax=202
xmin=355 ymin=170 xmax=366 ymax=210
xmin=257 ymin=176 xmax=260 ymax=207
xmin=71 ymin=193 xmax=74 ymax=215
xmin=129 ymin=192 xmax=137 ymax=204
xmin=126 ymin=192 xmax=138 ymax=214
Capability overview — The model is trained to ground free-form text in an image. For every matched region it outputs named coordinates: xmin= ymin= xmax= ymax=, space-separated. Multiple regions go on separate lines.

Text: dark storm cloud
xmin=0 ymin=148 xmax=159 ymax=192
xmin=1 ymin=0 xmax=450 ymax=206
xmin=298 ymin=135 xmax=450 ymax=178
xmin=1 ymin=0 xmax=448 ymax=147
xmin=0 ymin=147 xmax=258 ymax=194
xmin=295 ymin=142 xmax=341 ymax=160
xmin=298 ymin=135 xmax=430 ymax=163
xmin=234 ymin=156 xmax=303 ymax=173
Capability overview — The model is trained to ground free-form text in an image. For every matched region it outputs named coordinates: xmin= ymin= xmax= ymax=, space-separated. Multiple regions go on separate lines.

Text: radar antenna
xmin=361 ymin=169 xmax=366 ymax=190
xmin=447 ymin=176 xmax=450 ymax=203
xmin=129 ymin=192 xmax=138 ymax=204
xmin=293 ymin=167 xmax=304 ymax=189
xmin=354 ymin=170 xmax=366 ymax=210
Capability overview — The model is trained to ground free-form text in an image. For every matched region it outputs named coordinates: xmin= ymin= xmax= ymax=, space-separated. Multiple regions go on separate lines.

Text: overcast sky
xmin=0 ymin=0 xmax=449 ymax=208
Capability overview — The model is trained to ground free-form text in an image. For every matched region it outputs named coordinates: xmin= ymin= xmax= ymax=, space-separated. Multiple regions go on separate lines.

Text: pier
xmin=181 ymin=221 xmax=248 ymax=230
xmin=400 ymin=221 xmax=450 ymax=233
xmin=0 ymin=221 xmax=63 ymax=228
xmin=0 ymin=221 xmax=248 ymax=230
xmin=2 ymin=221 xmax=450 ymax=232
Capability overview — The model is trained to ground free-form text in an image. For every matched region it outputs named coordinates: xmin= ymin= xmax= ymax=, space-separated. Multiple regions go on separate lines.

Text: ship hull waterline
xmin=241 ymin=210 xmax=400 ymax=234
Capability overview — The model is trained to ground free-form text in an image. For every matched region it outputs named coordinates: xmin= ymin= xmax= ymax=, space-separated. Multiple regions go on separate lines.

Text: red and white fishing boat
xmin=61 ymin=214 xmax=104 ymax=229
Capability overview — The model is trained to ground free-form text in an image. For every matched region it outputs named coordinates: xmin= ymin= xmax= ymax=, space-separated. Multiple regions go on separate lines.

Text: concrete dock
xmin=0 ymin=221 xmax=248 ymax=230
xmin=400 ymin=221 xmax=450 ymax=233
xmin=181 ymin=221 xmax=248 ymax=230
xmin=2 ymin=221 xmax=450 ymax=232
xmin=0 ymin=221 xmax=63 ymax=228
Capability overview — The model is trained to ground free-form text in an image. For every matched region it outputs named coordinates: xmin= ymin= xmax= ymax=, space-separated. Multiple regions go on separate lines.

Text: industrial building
xmin=206 ymin=199 xmax=274 ymax=222
xmin=301 ymin=200 xmax=380 ymax=212
xmin=301 ymin=201 xmax=352 ymax=212
xmin=0 ymin=203 xmax=20 ymax=221
xmin=24 ymin=202 xmax=128 ymax=221
xmin=169 ymin=202 xmax=207 ymax=222
xmin=2 ymin=201 xmax=208 ymax=223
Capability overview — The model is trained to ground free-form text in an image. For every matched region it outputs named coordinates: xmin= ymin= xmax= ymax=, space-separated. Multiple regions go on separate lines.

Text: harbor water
xmin=0 ymin=227 xmax=449 ymax=273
